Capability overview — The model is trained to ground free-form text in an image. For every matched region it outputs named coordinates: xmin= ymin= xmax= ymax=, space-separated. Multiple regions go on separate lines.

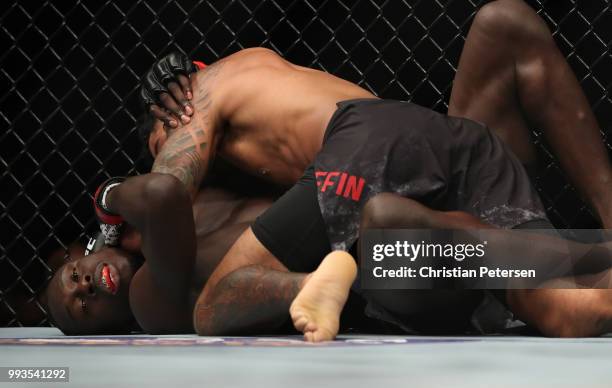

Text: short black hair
xmin=135 ymin=113 xmax=155 ymax=172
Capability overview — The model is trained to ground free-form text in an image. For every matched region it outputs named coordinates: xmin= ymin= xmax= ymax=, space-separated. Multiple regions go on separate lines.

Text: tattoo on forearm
xmin=194 ymin=265 xmax=304 ymax=335
xmin=152 ymin=60 xmax=225 ymax=194
xmin=152 ymin=128 xmax=208 ymax=194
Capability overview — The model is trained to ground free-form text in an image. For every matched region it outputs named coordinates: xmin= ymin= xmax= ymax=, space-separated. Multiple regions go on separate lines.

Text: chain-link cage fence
xmin=2 ymin=0 xmax=612 ymax=327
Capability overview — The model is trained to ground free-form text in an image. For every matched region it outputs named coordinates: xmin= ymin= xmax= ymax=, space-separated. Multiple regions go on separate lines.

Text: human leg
xmin=449 ymin=0 xmax=612 ymax=226
xmin=360 ymin=193 xmax=612 ymax=336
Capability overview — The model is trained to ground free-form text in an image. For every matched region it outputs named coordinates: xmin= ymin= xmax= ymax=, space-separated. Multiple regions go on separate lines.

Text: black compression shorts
xmin=251 ymin=166 xmax=330 ymax=273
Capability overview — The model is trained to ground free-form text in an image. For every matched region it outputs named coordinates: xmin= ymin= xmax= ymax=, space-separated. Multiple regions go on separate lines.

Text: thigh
xmin=251 ymin=165 xmax=331 ymax=273
xmin=449 ymin=3 xmax=536 ymax=164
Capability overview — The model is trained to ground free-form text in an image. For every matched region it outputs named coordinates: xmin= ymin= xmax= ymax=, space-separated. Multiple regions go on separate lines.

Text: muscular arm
xmin=193 ymin=227 xmax=306 ymax=335
xmin=151 ymin=61 xmax=224 ymax=198
xmin=152 ymin=128 xmax=209 ymax=198
xmin=106 ymin=173 xmax=196 ymax=332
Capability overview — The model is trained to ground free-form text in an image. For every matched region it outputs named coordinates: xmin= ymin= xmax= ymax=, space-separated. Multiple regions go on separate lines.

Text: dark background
xmin=1 ymin=0 xmax=611 ymax=326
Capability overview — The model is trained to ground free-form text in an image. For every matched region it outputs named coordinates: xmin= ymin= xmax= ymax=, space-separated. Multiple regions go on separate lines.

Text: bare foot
xmin=289 ymin=251 xmax=357 ymax=342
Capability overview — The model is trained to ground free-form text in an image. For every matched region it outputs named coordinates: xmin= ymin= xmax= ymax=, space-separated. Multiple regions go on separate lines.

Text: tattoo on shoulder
xmin=194 ymin=60 xmax=224 ymax=116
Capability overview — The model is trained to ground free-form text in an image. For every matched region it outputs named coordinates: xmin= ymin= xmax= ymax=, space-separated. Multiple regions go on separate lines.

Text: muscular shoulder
xmin=226 ymin=47 xmax=291 ymax=70
xmin=199 ymin=48 xmax=295 ymax=117
xmin=189 ymin=47 xmax=286 ymax=91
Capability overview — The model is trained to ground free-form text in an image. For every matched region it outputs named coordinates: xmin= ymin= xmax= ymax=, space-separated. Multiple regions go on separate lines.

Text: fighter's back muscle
xmin=199 ymin=48 xmax=377 ymax=185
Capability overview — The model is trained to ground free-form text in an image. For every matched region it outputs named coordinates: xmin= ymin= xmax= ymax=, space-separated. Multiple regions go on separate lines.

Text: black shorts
xmin=251 ymin=165 xmax=331 ymax=273
xmin=252 ymin=98 xmax=551 ymax=272
xmin=315 ymin=98 xmax=549 ymax=250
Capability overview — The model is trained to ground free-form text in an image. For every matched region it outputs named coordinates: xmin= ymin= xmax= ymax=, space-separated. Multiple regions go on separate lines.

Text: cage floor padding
xmin=0 ymin=336 xmax=479 ymax=346
xmin=1 ymin=328 xmax=612 ymax=388
xmin=0 ymin=330 xmax=477 ymax=347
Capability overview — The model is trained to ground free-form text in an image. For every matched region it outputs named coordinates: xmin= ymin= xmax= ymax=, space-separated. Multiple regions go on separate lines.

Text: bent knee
xmin=361 ymin=193 xmax=401 ymax=229
xmin=473 ymin=0 xmax=551 ymax=42
xmin=361 ymin=193 xmax=429 ymax=229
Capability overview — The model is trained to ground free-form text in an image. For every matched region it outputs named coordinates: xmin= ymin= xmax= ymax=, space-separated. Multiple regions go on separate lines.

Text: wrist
xmin=94 ymin=177 xmax=125 ymax=224
xmin=104 ymin=182 xmax=122 ymax=215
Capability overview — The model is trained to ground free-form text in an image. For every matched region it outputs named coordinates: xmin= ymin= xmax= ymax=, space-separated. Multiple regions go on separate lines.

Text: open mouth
xmin=95 ymin=262 xmax=120 ymax=295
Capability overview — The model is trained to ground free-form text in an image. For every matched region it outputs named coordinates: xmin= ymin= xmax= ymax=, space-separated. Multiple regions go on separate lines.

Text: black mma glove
xmin=140 ymin=52 xmax=208 ymax=128
xmin=140 ymin=51 xmax=199 ymax=106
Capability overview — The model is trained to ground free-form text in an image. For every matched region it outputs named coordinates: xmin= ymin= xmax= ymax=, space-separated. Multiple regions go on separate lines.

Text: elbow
xmin=143 ymin=173 xmax=191 ymax=210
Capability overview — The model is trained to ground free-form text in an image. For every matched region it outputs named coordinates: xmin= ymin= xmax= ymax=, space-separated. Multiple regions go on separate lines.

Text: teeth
xmin=101 ymin=265 xmax=110 ymax=290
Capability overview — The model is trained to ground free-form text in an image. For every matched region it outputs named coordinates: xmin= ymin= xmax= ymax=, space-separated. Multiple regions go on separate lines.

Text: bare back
xmin=191 ymin=48 xmax=377 ymax=185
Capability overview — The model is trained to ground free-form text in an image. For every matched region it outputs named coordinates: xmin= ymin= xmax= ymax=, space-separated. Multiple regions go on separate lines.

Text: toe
xmin=304 ymin=321 xmax=317 ymax=333
xmin=304 ymin=331 xmax=315 ymax=342
xmin=313 ymin=328 xmax=334 ymax=343
xmin=292 ymin=315 xmax=309 ymax=332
